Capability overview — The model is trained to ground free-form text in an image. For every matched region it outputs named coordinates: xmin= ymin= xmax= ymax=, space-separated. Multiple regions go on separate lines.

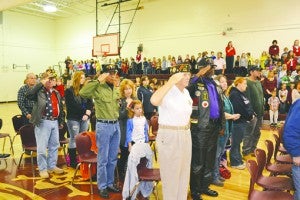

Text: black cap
xmin=103 ymin=64 xmax=118 ymax=74
xmin=198 ymin=58 xmax=216 ymax=68
xmin=248 ymin=65 xmax=261 ymax=72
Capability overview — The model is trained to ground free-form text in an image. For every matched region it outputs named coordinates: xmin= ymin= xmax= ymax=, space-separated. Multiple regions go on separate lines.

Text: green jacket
xmin=245 ymin=79 xmax=264 ymax=117
xmin=79 ymin=80 xmax=120 ymax=120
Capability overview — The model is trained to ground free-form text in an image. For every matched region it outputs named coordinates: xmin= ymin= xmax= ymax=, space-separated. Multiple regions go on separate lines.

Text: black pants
xmin=190 ymin=121 xmax=219 ymax=196
xmin=118 ymin=145 xmax=129 ymax=177
xmin=225 ymin=56 xmax=234 ymax=74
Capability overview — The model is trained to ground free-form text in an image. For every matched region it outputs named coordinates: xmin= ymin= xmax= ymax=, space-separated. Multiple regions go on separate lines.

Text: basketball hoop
xmin=103 ymin=52 xmax=108 ymax=57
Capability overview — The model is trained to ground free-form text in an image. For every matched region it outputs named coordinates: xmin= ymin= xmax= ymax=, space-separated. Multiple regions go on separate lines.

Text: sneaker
xmin=39 ymin=170 xmax=49 ymax=178
xmin=231 ymin=163 xmax=246 ymax=170
xmin=212 ymin=179 xmax=224 ymax=187
xmin=48 ymin=167 xmax=64 ymax=174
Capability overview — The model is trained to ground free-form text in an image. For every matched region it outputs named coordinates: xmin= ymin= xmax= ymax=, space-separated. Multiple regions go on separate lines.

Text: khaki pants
xmin=157 ymin=128 xmax=192 ymax=200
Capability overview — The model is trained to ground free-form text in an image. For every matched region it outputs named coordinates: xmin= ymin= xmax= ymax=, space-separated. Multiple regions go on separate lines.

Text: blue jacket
xmin=283 ymin=99 xmax=300 ymax=157
xmin=125 ymin=117 xmax=149 ymax=147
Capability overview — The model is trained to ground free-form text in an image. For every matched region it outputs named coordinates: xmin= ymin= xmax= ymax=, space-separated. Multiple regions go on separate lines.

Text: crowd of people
xmin=14 ymin=38 xmax=300 ymax=199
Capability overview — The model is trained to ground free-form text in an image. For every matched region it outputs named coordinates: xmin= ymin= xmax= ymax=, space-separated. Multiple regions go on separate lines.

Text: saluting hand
xmin=97 ymin=73 xmax=110 ymax=82
xmin=168 ymin=73 xmax=185 ymax=85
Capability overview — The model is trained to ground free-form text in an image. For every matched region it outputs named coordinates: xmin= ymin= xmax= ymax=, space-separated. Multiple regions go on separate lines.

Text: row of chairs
xmin=246 ymin=131 xmax=294 ymax=200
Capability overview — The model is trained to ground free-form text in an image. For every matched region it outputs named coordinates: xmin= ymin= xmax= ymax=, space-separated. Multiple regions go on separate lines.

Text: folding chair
xmin=246 ymin=159 xmax=293 ymax=200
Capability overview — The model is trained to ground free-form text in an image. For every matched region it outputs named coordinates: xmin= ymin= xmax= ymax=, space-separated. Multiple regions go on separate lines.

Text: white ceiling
xmin=0 ymin=0 xmax=127 ymax=20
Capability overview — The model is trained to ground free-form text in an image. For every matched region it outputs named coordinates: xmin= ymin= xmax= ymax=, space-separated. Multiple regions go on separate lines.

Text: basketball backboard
xmin=92 ymin=33 xmax=119 ymax=57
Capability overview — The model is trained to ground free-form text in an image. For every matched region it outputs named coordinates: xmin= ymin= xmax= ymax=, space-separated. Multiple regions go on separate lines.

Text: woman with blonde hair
xmin=228 ymin=77 xmax=255 ymax=170
xmin=118 ymin=79 xmax=137 ymax=177
xmin=65 ymin=71 xmax=93 ymax=168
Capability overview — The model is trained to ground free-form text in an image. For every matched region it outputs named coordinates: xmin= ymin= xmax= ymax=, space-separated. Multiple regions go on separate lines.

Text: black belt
xmin=42 ymin=116 xmax=58 ymax=121
xmin=209 ymin=118 xmax=219 ymax=123
xmin=97 ymin=119 xmax=118 ymax=124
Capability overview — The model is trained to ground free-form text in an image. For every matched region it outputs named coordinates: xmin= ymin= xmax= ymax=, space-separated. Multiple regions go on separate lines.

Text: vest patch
xmin=202 ymin=101 xmax=209 ymax=108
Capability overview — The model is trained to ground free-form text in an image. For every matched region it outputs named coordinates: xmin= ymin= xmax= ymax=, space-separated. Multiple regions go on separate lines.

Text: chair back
xmin=278 ymin=124 xmax=285 ymax=143
xmin=246 ymin=160 xmax=258 ymax=199
xmin=254 ymin=148 xmax=267 ymax=177
xmin=59 ymin=122 xmax=68 ymax=141
xmin=12 ymin=114 xmax=24 ymax=134
xmin=137 ymin=157 xmax=148 ymax=172
xmin=149 ymin=115 xmax=159 ymax=136
xmin=264 ymin=140 xmax=274 ymax=166
xmin=272 ymin=134 xmax=280 ymax=159
xmin=19 ymin=124 xmax=36 ymax=147
xmin=75 ymin=132 xmax=94 ymax=158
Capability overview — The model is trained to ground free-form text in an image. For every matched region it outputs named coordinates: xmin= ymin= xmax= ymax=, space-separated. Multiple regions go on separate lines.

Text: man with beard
xmin=243 ymin=66 xmax=264 ymax=158
xmin=187 ymin=58 xmax=225 ymax=200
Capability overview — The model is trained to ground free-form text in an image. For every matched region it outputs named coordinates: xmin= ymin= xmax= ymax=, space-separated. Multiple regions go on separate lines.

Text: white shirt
xmin=158 ymin=85 xmax=192 ymax=126
xmin=214 ymin=57 xmax=226 ymax=70
xmin=132 ymin=116 xmax=147 ymax=143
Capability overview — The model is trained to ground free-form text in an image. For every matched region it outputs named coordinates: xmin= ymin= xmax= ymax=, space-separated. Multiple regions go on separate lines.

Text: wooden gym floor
xmin=0 ymin=102 xmax=286 ymax=200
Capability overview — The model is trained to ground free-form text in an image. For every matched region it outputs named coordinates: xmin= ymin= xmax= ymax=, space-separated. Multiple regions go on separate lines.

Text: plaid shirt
xmin=17 ymin=84 xmax=35 ymax=116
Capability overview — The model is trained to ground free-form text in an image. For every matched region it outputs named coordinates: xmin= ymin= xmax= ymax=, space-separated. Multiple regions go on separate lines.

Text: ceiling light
xmin=43 ymin=4 xmax=57 ymax=13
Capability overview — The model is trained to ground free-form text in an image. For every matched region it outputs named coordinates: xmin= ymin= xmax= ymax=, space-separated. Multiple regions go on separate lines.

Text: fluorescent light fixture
xmin=43 ymin=4 xmax=57 ymax=13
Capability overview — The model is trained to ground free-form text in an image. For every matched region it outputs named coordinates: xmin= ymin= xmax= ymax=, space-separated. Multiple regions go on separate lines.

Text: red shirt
xmin=51 ymin=91 xmax=59 ymax=117
xmin=136 ymin=54 xmax=142 ymax=63
xmin=285 ymin=57 xmax=297 ymax=71
xmin=263 ymin=78 xmax=277 ymax=94
xmin=293 ymin=46 xmax=300 ymax=57
xmin=55 ymin=85 xmax=65 ymax=98
xmin=225 ymin=46 xmax=236 ymax=57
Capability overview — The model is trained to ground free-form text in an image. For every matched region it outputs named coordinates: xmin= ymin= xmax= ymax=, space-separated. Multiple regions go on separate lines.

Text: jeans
xmin=243 ymin=116 xmax=263 ymax=155
xmin=242 ymin=117 xmax=257 ymax=156
xmin=269 ymin=110 xmax=278 ymax=124
xmin=213 ymin=133 xmax=230 ymax=181
xmin=293 ymin=164 xmax=300 ymax=200
xmin=67 ymin=119 xmax=89 ymax=148
xmin=34 ymin=119 xmax=60 ymax=171
xmin=230 ymin=122 xmax=251 ymax=166
xmin=96 ymin=121 xmax=120 ymax=190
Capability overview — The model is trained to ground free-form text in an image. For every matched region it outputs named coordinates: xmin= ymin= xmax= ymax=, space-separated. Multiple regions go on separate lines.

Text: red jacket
xmin=225 ymin=46 xmax=236 ymax=57
xmin=269 ymin=45 xmax=279 ymax=56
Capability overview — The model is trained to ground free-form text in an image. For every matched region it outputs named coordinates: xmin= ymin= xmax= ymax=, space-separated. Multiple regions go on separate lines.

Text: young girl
xmin=278 ymin=83 xmax=288 ymax=114
xmin=125 ymin=100 xmax=149 ymax=152
xmin=268 ymin=90 xmax=280 ymax=127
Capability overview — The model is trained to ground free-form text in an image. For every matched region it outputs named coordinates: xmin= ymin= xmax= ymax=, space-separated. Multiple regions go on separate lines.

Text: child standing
xmin=268 ymin=90 xmax=280 ymax=126
xmin=278 ymin=83 xmax=288 ymax=114
xmin=125 ymin=100 xmax=149 ymax=152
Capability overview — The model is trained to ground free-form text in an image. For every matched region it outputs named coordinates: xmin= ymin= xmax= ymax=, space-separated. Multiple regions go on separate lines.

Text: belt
xmin=190 ymin=118 xmax=198 ymax=124
xmin=42 ymin=116 xmax=58 ymax=121
xmin=190 ymin=118 xmax=219 ymax=124
xmin=293 ymin=162 xmax=300 ymax=167
xmin=159 ymin=124 xmax=190 ymax=130
xmin=97 ymin=119 xmax=118 ymax=124
xmin=210 ymin=118 xmax=219 ymax=123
